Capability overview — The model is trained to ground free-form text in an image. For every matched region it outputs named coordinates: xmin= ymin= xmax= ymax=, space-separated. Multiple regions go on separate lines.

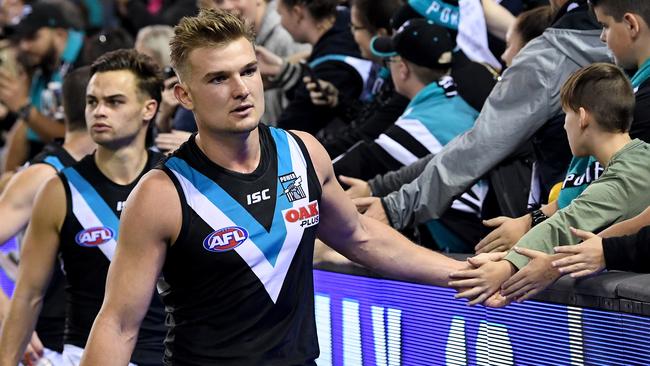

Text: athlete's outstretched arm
xmin=0 ymin=177 xmax=64 ymax=366
xmin=294 ymin=131 xmax=467 ymax=287
xmin=0 ymin=164 xmax=58 ymax=246
xmin=80 ymin=170 xmax=179 ymax=366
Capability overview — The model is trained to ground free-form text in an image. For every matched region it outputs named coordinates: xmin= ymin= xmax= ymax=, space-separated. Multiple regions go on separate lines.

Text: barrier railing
xmin=313 ymin=261 xmax=650 ymax=365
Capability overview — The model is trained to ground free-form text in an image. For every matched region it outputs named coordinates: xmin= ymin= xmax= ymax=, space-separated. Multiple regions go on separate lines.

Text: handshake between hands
xmin=448 ymin=249 xmax=563 ymax=308
xmin=448 ymin=226 xmax=606 ymax=308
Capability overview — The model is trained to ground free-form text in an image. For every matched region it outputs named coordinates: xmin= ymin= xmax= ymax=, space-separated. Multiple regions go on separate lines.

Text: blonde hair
xmin=135 ymin=25 xmax=175 ymax=67
xmin=170 ymin=8 xmax=255 ymax=79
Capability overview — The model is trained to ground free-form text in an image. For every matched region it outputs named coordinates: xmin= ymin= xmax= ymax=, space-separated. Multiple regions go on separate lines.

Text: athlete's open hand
xmin=449 ymin=258 xmax=514 ymax=306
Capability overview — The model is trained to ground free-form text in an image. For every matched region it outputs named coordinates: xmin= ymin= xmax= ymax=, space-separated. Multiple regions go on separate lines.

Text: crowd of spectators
xmin=2 ymin=0 xmax=650 ymax=362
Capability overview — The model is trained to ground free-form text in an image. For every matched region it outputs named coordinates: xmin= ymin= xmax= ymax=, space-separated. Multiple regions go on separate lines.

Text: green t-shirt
xmin=506 ymin=139 xmax=650 ymax=269
xmin=556 ymin=58 xmax=650 ymax=209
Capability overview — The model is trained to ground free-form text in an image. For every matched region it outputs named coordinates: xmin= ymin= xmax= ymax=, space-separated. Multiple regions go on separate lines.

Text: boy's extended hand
xmin=500 ymin=247 xmax=562 ymax=302
xmin=449 ymin=253 xmax=514 ymax=306
xmin=552 ymin=227 xmax=605 ymax=278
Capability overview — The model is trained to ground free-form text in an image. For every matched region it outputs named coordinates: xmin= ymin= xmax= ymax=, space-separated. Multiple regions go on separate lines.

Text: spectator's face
xmin=174 ymin=37 xmax=264 ymax=135
xmin=276 ymin=0 xmax=304 ymax=43
xmin=85 ymin=70 xmax=156 ymax=148
xmin=0 ymin=0 xmax=23 ymax=26
xmin=501 ymin=21 xmax=523 ymax=67
xmin=350 ymin=5 xmax=376 ymax=60
xmin=198 ymin=0 xmax=258 ymax=26
xmin=387 ymin=56 xmax=406 ymax=95
xmin=594 ymin=6 xmax=636 ymax=69
xmin=563 ymin=107 xmax=587 ymax=157
xmin=18 ymin=27 xmax=57 ymax=67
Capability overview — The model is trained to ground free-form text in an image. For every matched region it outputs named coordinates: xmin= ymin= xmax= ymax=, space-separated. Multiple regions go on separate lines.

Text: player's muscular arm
xmin=293 ymin=131 xmax=466 ymax=287
xmin=80 ymin=170 xmax=180 ymax=366
xmin=0 ymin=164 xmax=57 ymax=245
xmin=0 ymin=177 xmax=65 ymax=366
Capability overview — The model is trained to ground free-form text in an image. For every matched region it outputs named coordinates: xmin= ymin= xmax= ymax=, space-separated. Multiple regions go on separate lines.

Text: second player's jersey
xmin=29 ymin=142 xmax=77 ymax=171
xmin=22 ymin=142 xmax=79 ymax=352
xmin=160 ymin=125 xmax=322 ymax=365
xmin=58 ymin=150 xmax=166 ymax=365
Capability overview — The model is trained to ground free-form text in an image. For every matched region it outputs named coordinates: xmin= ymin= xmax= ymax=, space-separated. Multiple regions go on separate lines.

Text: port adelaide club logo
xmin=279 ymin=172 xmax=306 ymax=202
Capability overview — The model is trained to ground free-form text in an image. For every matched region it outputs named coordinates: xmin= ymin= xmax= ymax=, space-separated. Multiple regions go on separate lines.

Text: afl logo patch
xmin=75 ymin=227 xmax=115 ymax=247
xmin=203 ymin=226 xmax=249 ymax=252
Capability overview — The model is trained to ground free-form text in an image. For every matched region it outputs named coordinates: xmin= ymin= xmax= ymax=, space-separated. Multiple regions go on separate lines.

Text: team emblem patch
xmin=203 ymin=226 xmax=249 ymax=252
xmin=283 ymin=200 xmax=319 ymax=228
xmin=75 ymin=227 xmax=115 ymax=247
xmin=279 ymin=172 xmax=306 ymax=202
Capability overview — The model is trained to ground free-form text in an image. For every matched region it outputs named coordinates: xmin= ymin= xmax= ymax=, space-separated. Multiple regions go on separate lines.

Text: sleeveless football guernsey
xmin=20 ymin=142 xmax=78 ymax=353
xmin=160 ymin=125 xmax=322 ymax=365
xmin=58 ymin=150 xmax=166 ymax=365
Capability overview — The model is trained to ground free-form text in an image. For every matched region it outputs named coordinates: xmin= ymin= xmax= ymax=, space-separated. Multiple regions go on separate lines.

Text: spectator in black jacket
xmin=274 ymin=0 xmax=366 ymax=135
xmin=307 ymin=0 xmax=408 ymax=158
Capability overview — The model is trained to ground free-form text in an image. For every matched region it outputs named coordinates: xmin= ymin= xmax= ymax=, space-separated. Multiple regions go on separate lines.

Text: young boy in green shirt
xmin=449 ymin=63 xmax=650 ymax=306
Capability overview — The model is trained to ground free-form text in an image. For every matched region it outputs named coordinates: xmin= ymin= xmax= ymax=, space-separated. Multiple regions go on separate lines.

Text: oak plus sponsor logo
xmin=203 ymin=226 xmax=249 ymax=252
xmin=75 ymin=227 xmax=115 ymax=247
xmin=283 ymin=200 xmax=319 ymax=228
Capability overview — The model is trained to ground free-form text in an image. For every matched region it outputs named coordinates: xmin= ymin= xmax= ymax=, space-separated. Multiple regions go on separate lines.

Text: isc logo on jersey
xmin=75 ymin=227 xmax=115 ymax=247
xmin=203 ymin=226 xmax=249 ymax=252
xmin=283 ymin=200 xmax=319 ymax=228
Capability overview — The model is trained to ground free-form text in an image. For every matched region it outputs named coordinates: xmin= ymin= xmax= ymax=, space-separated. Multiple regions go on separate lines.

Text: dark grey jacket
xmin=380 ymin=2 xmax=611 ymax=229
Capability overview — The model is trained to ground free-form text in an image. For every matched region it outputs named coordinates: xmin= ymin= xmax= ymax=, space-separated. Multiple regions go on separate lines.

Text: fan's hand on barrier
xmin=552 ymin=227 xmax=605 ymax=278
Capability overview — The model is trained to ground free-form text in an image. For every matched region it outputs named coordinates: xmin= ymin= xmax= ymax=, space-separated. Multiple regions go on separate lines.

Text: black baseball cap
xmin=371 ymin=18 xmax=454 ymax=69
xmin=13 ymin=2 xmax=71 ymax=39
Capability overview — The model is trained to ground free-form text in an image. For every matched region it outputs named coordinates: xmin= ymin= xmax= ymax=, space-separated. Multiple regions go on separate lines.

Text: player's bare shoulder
xmin=31 ymin=174 xmax=67 ymax=230
xmin=127 ymin=169 xmax=179 ymax=211
xmin=122 ymin=169 xmax=182 ymax=240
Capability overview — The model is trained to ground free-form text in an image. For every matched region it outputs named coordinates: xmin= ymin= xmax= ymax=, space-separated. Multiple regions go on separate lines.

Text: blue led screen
xmin=313 ymin=269 xmax=650 ymax=365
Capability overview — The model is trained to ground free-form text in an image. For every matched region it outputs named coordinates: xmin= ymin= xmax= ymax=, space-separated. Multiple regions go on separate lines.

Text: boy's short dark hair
xmin=560 ymin=63 xmax=635 ymax=133
xmin=90 ymin=49 xmax=163 ymax=106
xmin=589 ymin=0 xmax=650 ymax=25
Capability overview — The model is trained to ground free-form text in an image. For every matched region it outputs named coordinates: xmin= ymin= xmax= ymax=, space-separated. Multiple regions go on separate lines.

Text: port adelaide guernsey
xmin=58 ymin=150 xmax=167 ymax=365
xmin=161 ymin=124 xmax=323 ymax=365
